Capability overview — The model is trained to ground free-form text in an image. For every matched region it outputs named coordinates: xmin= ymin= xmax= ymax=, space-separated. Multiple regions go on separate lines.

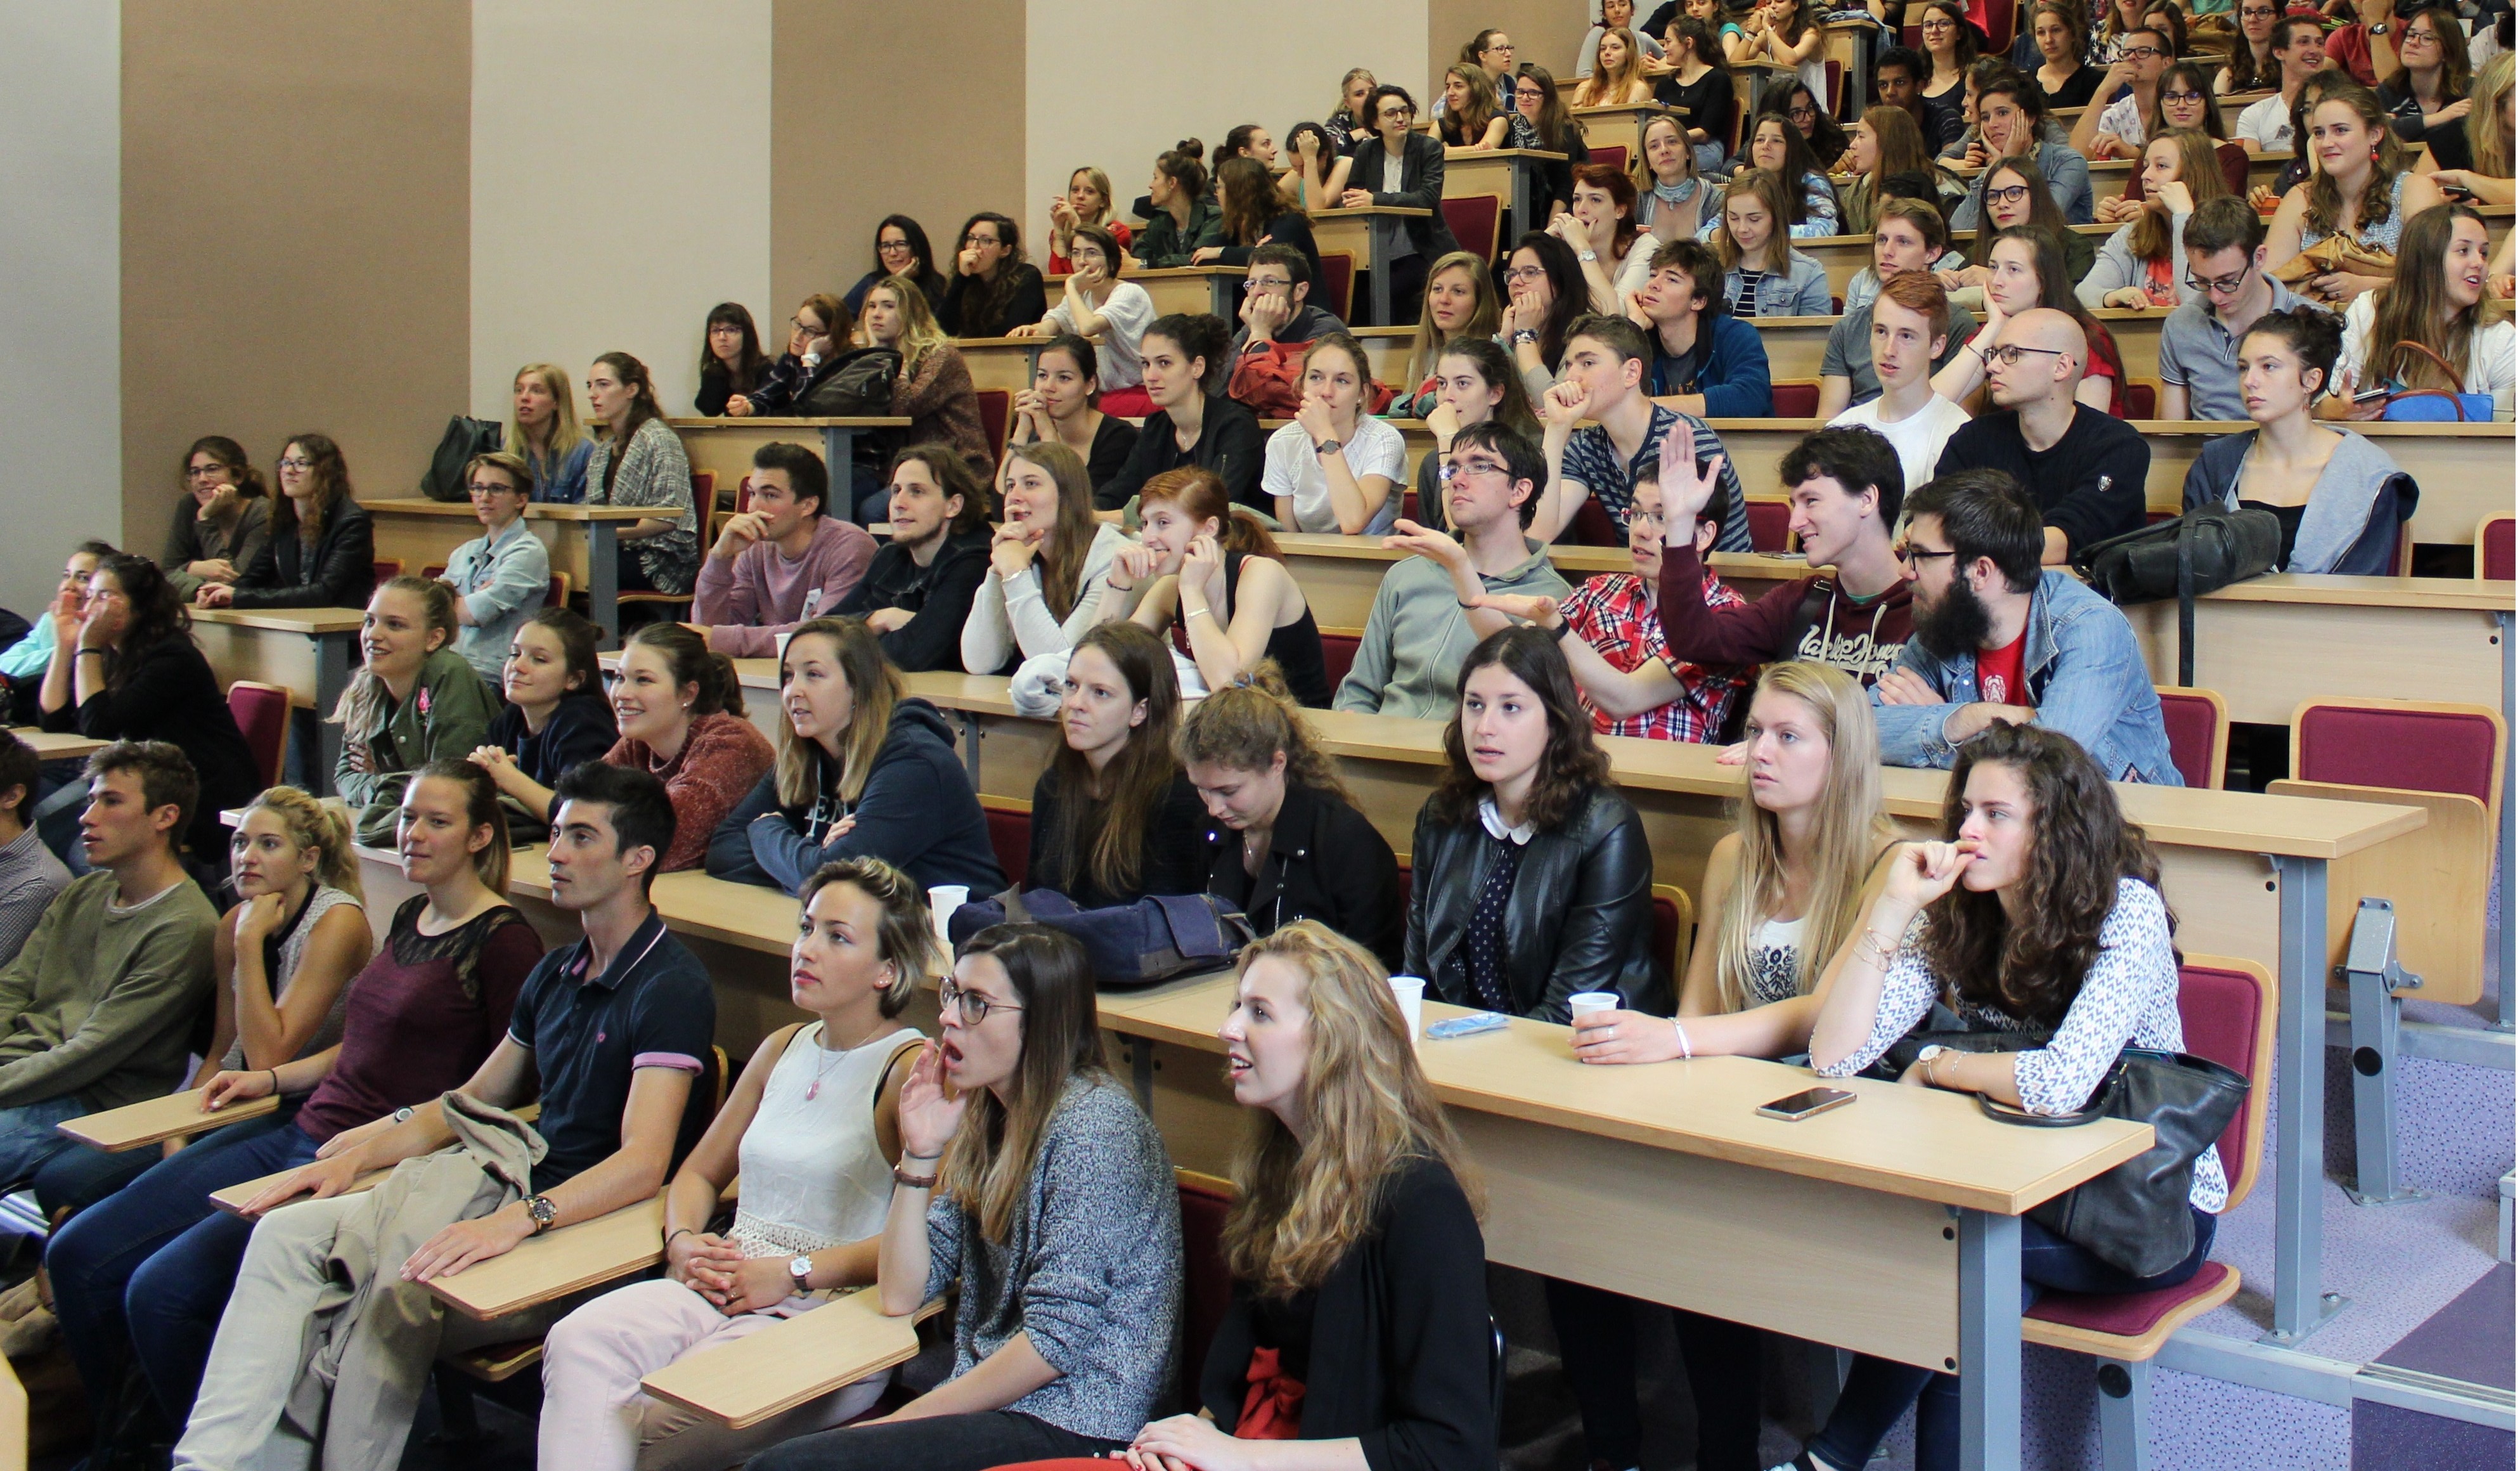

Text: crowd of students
xmin=8 ymin=7 xmax=2512 ymax=1471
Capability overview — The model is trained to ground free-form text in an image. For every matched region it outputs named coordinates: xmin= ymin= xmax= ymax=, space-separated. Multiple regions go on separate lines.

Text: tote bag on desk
xmin=2378 ymin=339 xmax=2496 ymax=422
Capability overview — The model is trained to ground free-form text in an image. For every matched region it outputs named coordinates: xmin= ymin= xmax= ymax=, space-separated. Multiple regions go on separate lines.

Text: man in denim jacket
xmin=1872 ymin=470 xmax=2180 ymax=783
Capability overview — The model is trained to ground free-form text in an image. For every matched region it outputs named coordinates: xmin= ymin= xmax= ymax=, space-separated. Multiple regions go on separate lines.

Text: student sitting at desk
xmin=1097 ymin=314 xmax=1268 ymax=516
xmin=1501 ymin=231 xmax=1589 ymax=403
xmin=441 ymin=451 xmax=553 ymax=685
xmin=1464 ymin=470 xmax=1752 ymax=743
xmin=46 ymin=763 xmax=537 ymax=1453
xmin=1934 ymin=301 xmax=2147 ymax=560
xmin=1569 ymin=663 xmax=1897 ymax=1471
xmin=2155 ymin=197 xmax=2321 ymax=422
xmin=332 ymin=577 xmax=500 ymax=847
xmin=173 ymin=763 xmax=714 ymax=1471
xmin=1627 ymin=237 xmax=1774 ymax=419
xmin=512 ymin=363 xmax=595 ymax=506
xmin=1079 ymin=922 xmax=1496 ymax=1471
xmin=1703 ymin=171 xmax=1834 ymax=318
xmin=585 ymin=352 xmax=701 ymax=606
xmin=709 ymin=617 xmax=1004 ymax=898
xmin=2185 ymin=306 xmax=2417 ymax=574
xmin=1871 ymin=471 xmax=2179 ymax=781
xmin=541 ymin=857 xmax=931 ymax=1471
xmin=1026 ymin=623 xmax=1210 ymax=910
xmin=1788 ymin=723 xmax=2224 ymax=1471
xmin=39 ymin=554 xmax=262 ymax=867
xmin=941 ymin=212 xmax=1050 ymax=340
xmin=2077 ymin=131 xmax=2225 ymax=311
xmin=0 ymin=736 xmax=68 ymax=968
xmin=1007 ymin=335 xmax=1142 ymax=493
xmin=1820 ymin=198 xmax=1979 ymax=419
xmin=1552 ymin=164 xmax=1653 ymax=312
xmin=158 ymin=436 xmax=270 ymax=604
xmin=197 ymin=433 xmax=375 ymax=611
xmin=2263 ymin=84 xmax=2448 ymax=307
xmin=694 ymin=301 xmax=770 ymax=417
xmin=1532 ymin=313 xmax=1755 ymax=548
xmin=1099 ymin=469 xmax=1331 ymax=705
xmin=1408 ymin=339 xmax=1543 ymax=535
xmin=1334 ymin=424 xmax=1572 ymax=720
xmin=1181 ymin=671 xmax=1402 ymax=968
xmin=864 ymin=274 xmax=996 ymax=497
xmin=1130 ymin=141 xmax=1222 ymax=270
xmin=1016 ymin=225 xmax=1159 ymax=419
xmin=1660 ymin=425 xmax=1916 ymax=689
xmin=2327 ymin=202 xmax=2517 ymax=422
xmin=837 ymin=446 xmax=998 ymax=673
xmin=1341 ymin=84 xmax=1462 ymax=324
xmin=723 ymin=294 xmax=851 ymax=418
xmin=1224 ymin=247 xmax=1343 ymax=363
xmin=1198 ymin=158 xmax=1324 ymax=315
xmin=964 ymin=443 xmax=1130 ymax=677
xmin=694 ymin=441 xmax=877 ymax=658
xmin=1261 ymin=333 xmax=1409 ymax=536
xmin=843 ymin=215 xmax=951 ymax=321
xmin=747 ymin=924 xmax=1180 ymax=1471
xmin=1830 ymin=273 xmax=1974 ymax=499
xmin=1045 ymin=167 xmax=1134 ymax=275
xmin=605 ymin=622 xmax=773 ymax=874
xmin=1395 ymin=252 xmax=1502 ymax=421
xmin=471 ymin=607 xmax=617 ymax=836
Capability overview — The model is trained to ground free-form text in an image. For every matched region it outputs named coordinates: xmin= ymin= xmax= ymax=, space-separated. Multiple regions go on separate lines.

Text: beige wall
xmin=1024 ymin=3 xmax=1426 ymax=250
xmin=122 ymin=1 xmax=469 ymax=550
xmin=773 ymin=1 xmax=1028 ymax=318
xmin=472 ymin=3 xmax=771 ymax=425
xmin=1427 ymin=0 xmax=1590 ymax=93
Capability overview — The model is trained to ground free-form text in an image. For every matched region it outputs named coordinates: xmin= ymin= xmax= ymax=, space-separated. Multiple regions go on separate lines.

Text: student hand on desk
xmin=1941 ymin=701 xmax=2033 ymax=744
xmin=1573 ymin=1008 xmax=1684 ymax=1065
xmin=188 ymin=559 xmax=239 ymax=584
xmin=401 ymin=1203 xmax=536 ymax=1281
xmin=1339 ymin=188 xmax=1374 ymax=210
xmin=238 ymin=1151 xmax=369 ymax=1218
xmin=666 ymin=1228 xmax=746 ymax=1299
xmin=1121 ymin=1414 xmax=1244 ymax=1471
xmin=723 ymin=395 xmax=756 ymax=418
xmin=196 ymin=583 xmax=235 ymax=608
xmin=200 ymin=1067 xmax=278 ymax=1111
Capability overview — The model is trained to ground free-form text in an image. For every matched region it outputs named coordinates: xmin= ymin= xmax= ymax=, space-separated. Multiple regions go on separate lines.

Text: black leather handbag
xmin=2072 ymin=507 xmax=2282 ymax=686
xmin=1879 ymin=1028 xmax=2247 ymax=1278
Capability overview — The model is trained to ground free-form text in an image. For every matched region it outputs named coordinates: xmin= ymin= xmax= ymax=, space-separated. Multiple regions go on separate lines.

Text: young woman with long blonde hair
xmin=508 ymin=363 xmax=593 ymax=503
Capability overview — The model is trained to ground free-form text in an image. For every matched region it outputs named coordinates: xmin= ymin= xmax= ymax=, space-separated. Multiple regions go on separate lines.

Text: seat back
xmin=1747 ymin=498 xmax=1792 ymax=552
xmin=2292 ymin=698 xmax=2505 ymax=819
xmin=1825 ymin=58 xmax=1844 ymax=116
xmin=2480 ymin=514 xmax=2514 ymax=580
xmin=2174 ymin=957 xmax=2275 ymax=1209
xmin=692 ymin=469 xmax=719 ymax=511
xmin=1588 ymin=144 xmax=1630 ymax=172
xmin=2153 ymin=685 xmax=2229 ymax=790
xmin=373 ymin=559 xmax=404 ymax=585
xmin=2124 ymin=380 xmax=2158 ymax=418
xmin=1567 ymin=496 xmax=1623 ymax=546
xmin=228 ymin=681 xmax=292 ymax=786
xmin=1441 ymin=194 xmax=1504 ymax=264
xmin=546 ymin=570 xmax=571 ymax=608
xmin=1771 ymin=379 xmax=1821 ymax=417
xmin=983 ymin=803 xmax=1029 ymax=886
xmin=1176 ymin=1170 xmax=1237 ymax=1403
xmin=1318 ymin=252 xmax=1356 ymax=323
xmin=1319 ymin=631 xmax=1360 ymax=692
xmin=1650 ymin=883 xmax=1693 ymax=987
xmin=976 ymin=389 xmax=1011 ymax=468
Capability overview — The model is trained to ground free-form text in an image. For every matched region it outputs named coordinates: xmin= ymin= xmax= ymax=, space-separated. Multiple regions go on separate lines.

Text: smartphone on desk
xmin=1755 ymin=1086 xmax=1856 ymax=1122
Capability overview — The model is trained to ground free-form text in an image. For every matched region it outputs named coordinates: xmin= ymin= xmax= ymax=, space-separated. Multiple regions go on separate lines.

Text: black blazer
xmin=1204 ymin=781 xmax=1402 ymax=971
xmin=1343 ymin=134 xmax=1462 ymax=261
xmin=1404 ymin=784 xmax=1664 ymax=1020
xmin=230 ymin=501 xmax=376 ymax=610
xmin=1199 ymin=1158 xmax=1496 ymax=1471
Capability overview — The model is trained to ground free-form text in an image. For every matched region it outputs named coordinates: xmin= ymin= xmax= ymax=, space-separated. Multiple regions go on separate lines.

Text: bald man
xmin=1934 ymin=308 xmax=2149 ymax=564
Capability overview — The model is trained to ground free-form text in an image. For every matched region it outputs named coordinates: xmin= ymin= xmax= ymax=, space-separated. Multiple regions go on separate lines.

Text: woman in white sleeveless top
xmin=540 ymin=857 xmax=932 ymax=1471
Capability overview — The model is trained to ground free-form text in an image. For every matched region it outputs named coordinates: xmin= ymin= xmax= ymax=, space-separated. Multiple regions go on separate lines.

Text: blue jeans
xmin=32 ymin=1139 xmax=156 ymax=1219
xmin=1807 ymin=1207 xmax=2220 ymax=1471
xmin=0 ymin=1094 xmax=88 ymax=1189
xmin=45 ymin=1113 xmax=316 ymax=1425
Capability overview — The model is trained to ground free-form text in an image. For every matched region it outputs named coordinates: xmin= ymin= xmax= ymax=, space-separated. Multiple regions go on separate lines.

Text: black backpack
xmin=794 ymin=347 xmax=901 ymax=418
xmin=2073 ymin=508 xmax=2283 ymax=686
xmin=420 ymin=417 xmax=505 ymax=502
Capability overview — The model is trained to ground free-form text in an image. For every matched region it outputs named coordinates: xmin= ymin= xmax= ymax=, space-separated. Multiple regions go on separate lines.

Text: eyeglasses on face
xmin=2162 ymin=88 xmax=2206 ymax=105
xmin=1787 ymin=105 xmax=1817 ymax=120
xmin=278 ymin=457 xmax=314 ymax=471
xmin=790 ymin=316 xmax=827 ymax=335
xmin=1985 ymin=344 xmax=2065 ymax=367
xmin=1449 ymin=455 xmax=1512 ymax=480
xmin=937 ymin=980 xmax=1021 ymax=1026
xmin=1985 ymin=183 xmax=2032 ymax=207
xmin=466 ymin=481 xmax=520 ymax=496
xmin=962 ymin=232 xmax=1000 ymax=247
xmin=2183 ymin=266 xmax=2251 ymax=295
xmin=1896 ymin=544 xmax=1957 ymax=564
xmin=2120 ymin=45 xmax=2166 ymax=60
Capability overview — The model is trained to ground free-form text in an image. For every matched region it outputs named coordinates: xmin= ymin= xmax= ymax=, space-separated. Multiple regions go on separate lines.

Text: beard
xmin=1913 ymin=576 xmax=1994 ymax=661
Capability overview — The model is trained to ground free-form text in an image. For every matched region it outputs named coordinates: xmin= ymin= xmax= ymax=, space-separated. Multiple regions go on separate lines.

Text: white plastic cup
xmin=1567 ymin=992 xmax=1619 ymax=1053
xmin=1388 ymin=975 xmax=1426 ymax=1049
xmin=927 ymin=886 xmax=969 ymax=947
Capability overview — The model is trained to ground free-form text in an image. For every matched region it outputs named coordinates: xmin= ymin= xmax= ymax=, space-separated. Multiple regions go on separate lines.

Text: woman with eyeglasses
xmin=1414 ymin=339 xmax=1544 ymax=535
xmin=2079 ymin=130 xmax=2232 ymax=309
xmin=2028 ymin=1 xmax=2101 ymax=108
xmin=1499 ymin=232 xmax=1591 ymax=400
xmin=1782 ymin=79 xmax=1851 ymax=171
xmin=160 ymin=436 xmax=271 ymax=604
xmin=2379 ymin=6 xmax=2477 ymax=172
xmin=2216 ymin=0 xmax=2283 ymax=94
xmin=1914 ymin=1 xmax=1980 ymax=152
xmin=438 ymin=451 xmax=552 ymax=685
xmin=2124 ymin=62 xmax=2252 ymax=200
xmin=1340 ymin=85 xmax=1463 ymax=325
xmin=940 ymin=213 xmax=1049 ymax=341
xmin=843 ymin=216 xmax=950 ymax=321
xmin=694 ymin=304 xmax=770 ymax=418
xmin=725 ymin=294 xmax=853 ymax=419
xmin=200 ymin=434 xmax=375 ymax=612
xmin=1464 ymin=26 xmax=1521 ymax=110
xmin=742 ymin=924 xmax=1182 ymax=1471
xmin=1511 ymin=66 xmax=1591 ymax=224
xmin=1941 ymin=155 xmax=2097 ymax=305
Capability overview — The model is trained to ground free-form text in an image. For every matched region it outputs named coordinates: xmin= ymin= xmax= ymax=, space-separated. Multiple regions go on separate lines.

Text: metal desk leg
xmin=1957 ymin=1209 xmax=2022 ymax=1471
xmin=1508 ymin=157 xmax=1535 ymax=251
xmin=2266 ymin=853 xmax=2347 ymax=1344
xmin=819 ymin=426 xmax=859 ymax=496
xmin=586 ymin=522 xmax=621 ymax=648
xmin=1208 ymin=275 xmax=1237 ymax=318
xmin=958 ymin=713 xmax=983 ymax=787
xmin=1369 ymin=247 xmax=1392 ymax=327
xmin=309 ymin=633 xmax=353 ymax=798
xmin=2498 ymin=610 xmax=2512 ymax=1029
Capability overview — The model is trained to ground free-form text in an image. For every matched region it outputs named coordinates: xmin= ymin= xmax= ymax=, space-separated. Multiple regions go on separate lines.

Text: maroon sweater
xmin=1655 ymin=539 xmax=1914 ymax=688
xmin=292 ymin=899 xmax=542 ymax=1142
xmin=606 ymin=711 xmax=775 ymax=872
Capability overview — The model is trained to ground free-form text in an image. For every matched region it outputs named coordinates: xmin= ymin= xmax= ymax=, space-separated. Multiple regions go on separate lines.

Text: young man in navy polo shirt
xmin=178 ymin=763 xmax=716 ymax=1471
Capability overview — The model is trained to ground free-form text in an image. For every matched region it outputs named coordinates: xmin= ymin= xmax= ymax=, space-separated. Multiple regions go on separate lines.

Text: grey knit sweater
xmin=921 ymin=1072 xmax=1181 ymax=1440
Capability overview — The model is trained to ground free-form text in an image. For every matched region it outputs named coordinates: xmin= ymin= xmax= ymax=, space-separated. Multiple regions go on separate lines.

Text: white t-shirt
xmin=1263 ymin=417 xmax=1409 ymax=535
xmin=1043 ymin=280 xmax=1157 ymax=391
xmin=1829 ymin=393 xmax=1974 ymax=501
xmin=2233 ymin=93 xmax=2292 ymax=153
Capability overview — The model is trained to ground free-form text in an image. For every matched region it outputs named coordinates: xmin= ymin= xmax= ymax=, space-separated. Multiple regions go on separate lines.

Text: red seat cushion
xmin=985 ymin=805 xmax=1029 ymax=886
xmin=2297 ymin=704 xmax=2498 ymax=807
xmin=1568 ymin=496 xmax=1623 ymax=546
xmin=1317 ymin=254 xmax=1355 ymax=323
xmin=2026 ymin=1261 xmax=2235 ymax=1338
xmin=2177 ymin=962 xmax=2266 ymax=1186
xmin=228 ymin=685 xmax=289 ymax=786
xmin=1440 ymin=195 xmax=1501 ymax=264
xmin=1747 ymin=500 xmax=1790 ymax=553
xmin=2484 ymin=517 xmax=2514 ymax=581
xmin=1773 ymin=382 xmax=1819 ymax=417
xmin=2155 ymin=692 xmax=2221 ymax=790
xmin=2125 ymin=382 xmax=2157 ymax=418
xmin=977 ymin=390 xmax=1011 ymax=467
xmin=1320 ymin=633 xmax=1360 ymax=692
xmin=1588 ymin=145 xmax=1630 ymax=172
xmin=1177 ymin=1177 xmax=1236 ymax=1395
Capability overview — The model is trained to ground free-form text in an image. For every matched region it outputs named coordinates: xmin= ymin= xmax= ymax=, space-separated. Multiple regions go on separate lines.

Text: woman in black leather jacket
xmin=1402 ymin=624 xmax=1661 ymax=1023
xmin=198 ymin=433 xmax=376 ymax=611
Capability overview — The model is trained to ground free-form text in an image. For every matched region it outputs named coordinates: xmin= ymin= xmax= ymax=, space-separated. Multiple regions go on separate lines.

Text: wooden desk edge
xmin=425 ymin=1197 xmax=666 ymax=1320
xmin=638 ymin=1295 xmax=947 ymax=1430
xmin=57 ymin=1090 xmax=279 ymax=1152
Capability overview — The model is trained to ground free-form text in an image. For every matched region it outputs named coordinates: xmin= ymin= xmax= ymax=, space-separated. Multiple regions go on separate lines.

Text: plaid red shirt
xmin=1563 ymin=570 xmax=1754 ymax=742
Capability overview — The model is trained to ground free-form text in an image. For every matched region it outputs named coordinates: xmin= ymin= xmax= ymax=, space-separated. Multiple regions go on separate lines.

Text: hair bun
xmin=1176 ymin=138 xmax=1203 ymax=157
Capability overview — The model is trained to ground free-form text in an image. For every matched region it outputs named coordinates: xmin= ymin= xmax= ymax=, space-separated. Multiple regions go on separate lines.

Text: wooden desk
xmin=1310 ymin=207 xmax=1434 ymax=327
xmin=1050 ymin=264 xmax=1243 ymax=320
xmin=428 ymin=1195 xmax=665 ymax=1321
xmin=192 ymin=607 xmax=365 ymax=794
xmin=1272 ymin=534 xmax=1809 ymax=629
xmin=1101 ymin=972 xmax=2149 ymax=1469
xmin=959 ymin=336 xmax=1047 ymax=397
xmin=640 ymin=1291 xmax=936 ymax=1430
xmin=56 ymin=1087 xmax=277 ymax=1153
xmin=1567 ymin=102 xmax=1673 ymax=146
xmin=1804 ymin=224 xmax=2119 ymax=297
xmin=363 ymin=498 xmax=651 ymax=642
xmin=665 ymin=417 xmax=910 ymax=514
xmin=1442 ymin=148 xmax=1554 ymax=251
xmin=11 ymin=728 xmax=105 ymax=764
xmin=2126 ymin=575 xmax=2512 ymax=725
xmin=210 ymin=1163 xmax=392 ymax=1216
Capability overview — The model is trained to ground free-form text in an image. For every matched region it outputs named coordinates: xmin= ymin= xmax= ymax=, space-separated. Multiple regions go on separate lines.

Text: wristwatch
xmin=524 ymin=1194 xmax=559 ymax=1233
xmin=1314 ymin=437 xmax=1343 ymax=456
xmin=1513 ymin=329 xmax=1540 ymax=346
xmin=1577 ymin=248 xmax=1599 ymax=263
xmin=1915 ymin=1044 xmax=1949 ymax=1083
xmin=2369 ymin=20 xmax=2390 ymax=32
xmin=787 ymin=1254 xmax=815 ymax=1295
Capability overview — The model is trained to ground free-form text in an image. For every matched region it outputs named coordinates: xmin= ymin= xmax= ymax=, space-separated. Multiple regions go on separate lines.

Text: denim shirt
xmin=443 ymin=517 xmax=553 ymax=685
xmin=1871 ymin=571 xmax=2180 ymax=784
xmin=1720 ymin=250 xmax=1833 ymax=318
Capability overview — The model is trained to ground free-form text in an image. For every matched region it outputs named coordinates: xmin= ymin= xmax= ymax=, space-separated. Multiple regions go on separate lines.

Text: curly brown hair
xmin=1430 ymin=625 xmax=1613 ymax=833
xmin=1918 ymin=723 xmax=2172 ymax=1029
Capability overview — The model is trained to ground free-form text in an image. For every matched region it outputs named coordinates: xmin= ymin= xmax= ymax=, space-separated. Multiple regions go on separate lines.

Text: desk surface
xmin=1046 ymin=264 xmax=1244 ymax=287
xmin=191 ymin=607 xmax=366 ymax=635
xmin=365 ymin=497 xmax=652 ymax=524
xmin=427 ymin=1195 xmax=665 ymax=1320
xmin=666 ymin=416 xmax=908 ymax=429
xmin=56 ymin=1087 xmax=278 ymax=1152
xmin=1102 ymin=973 xmax=2152 ymax=1216
xmin=13 ymin=729 xmax=107 ymax=763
